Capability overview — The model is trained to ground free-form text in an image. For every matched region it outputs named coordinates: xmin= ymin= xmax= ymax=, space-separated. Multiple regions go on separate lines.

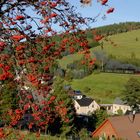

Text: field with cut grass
xmin=94 ymin=29 xmax=140 ymax=59
xmin=70 ymin=72 xmax=140 ymax=103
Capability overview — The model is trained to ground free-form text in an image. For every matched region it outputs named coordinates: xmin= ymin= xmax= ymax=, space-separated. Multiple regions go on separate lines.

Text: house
xmin=100 ymin=98 xmax=131 ymax=115
xmin=100 ymin=104 xmax=113 ymax=114
xmin=73 ymin=90 xmax=84 ymax=100
xmin=67 ymin=89 xmax=85 ymax=100
xmin=74 ymin=97 xmax=100 ymax=115
xmin=65 ymin=88 xmax=100 ymax=115
xmin=92 ymin=113 xmax=140 ymax=140
xmin=112 ymin=97 xmax=131 ymax=114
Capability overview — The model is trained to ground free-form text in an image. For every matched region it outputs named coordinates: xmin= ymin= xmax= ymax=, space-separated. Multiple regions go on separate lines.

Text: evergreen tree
xmin=0 ymin=81 xmax=19 ymax=123
xmin=52 ymin=76 xmax=76 ymax=136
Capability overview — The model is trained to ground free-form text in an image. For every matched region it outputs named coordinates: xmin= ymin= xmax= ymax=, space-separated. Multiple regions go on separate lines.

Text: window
xmin=77 ymin=107 xmax=79 ymax=110
xmin=111 ymin=135 xmax=116 ymax=140
xmin=108 ymin=106 xmax=111 ymax=110
xmin=92 ymin=105 xmax=94 ymax=108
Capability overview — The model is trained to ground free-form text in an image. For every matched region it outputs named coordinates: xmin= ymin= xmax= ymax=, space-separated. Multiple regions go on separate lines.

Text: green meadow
xmin=70 ymin=73 xmax=140 ymax=103
xmin=94 ymin=29 xmax=140 ymax=59
xmin=59 ymin=29 xmax=140 ymax=68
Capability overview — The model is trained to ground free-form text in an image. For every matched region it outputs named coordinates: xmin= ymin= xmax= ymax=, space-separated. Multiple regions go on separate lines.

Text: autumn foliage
xmin=0 ymin=0 xmax=114 ymax=138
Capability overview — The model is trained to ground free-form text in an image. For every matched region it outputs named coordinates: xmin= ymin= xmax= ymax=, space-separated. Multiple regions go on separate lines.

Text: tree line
xmin=93 ymin=22 xmax=140 ymax=36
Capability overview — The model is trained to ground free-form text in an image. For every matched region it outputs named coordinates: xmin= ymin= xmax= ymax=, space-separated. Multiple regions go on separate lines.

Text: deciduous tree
xmin=122 ymin=77 xmax=140 ymax=110
xmin=0 ymin=0 xmax=115 ymax=138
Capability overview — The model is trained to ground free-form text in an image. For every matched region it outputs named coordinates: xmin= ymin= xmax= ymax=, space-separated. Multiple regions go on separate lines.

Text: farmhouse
xmin=100 ymin=97 xmax=131 ymax=115
xmin=112 ymin=97 xmax=131 ymax=114
xmin=74 ymin=95 xmax=100 ymax=115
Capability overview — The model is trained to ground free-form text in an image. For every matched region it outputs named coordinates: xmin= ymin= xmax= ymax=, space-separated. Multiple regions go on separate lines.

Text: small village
xmin=63 ymin=85 xmax=140 ymax=140
xmin=1 ymin=0 xmax=140 ymax=140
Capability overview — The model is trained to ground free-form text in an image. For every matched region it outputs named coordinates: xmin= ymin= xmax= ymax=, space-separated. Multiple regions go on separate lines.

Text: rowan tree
xmin=0 ymin=0 xmax=115 ymax=138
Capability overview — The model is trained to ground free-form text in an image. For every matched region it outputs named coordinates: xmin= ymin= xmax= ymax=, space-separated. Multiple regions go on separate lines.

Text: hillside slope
xmin=94 ymin=29 xmax=140 ymax=59
xmin=59 ymin=29 xmax=140 ymax=68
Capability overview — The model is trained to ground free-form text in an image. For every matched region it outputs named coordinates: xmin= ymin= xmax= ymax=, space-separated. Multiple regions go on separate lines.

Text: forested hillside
xmin=93 ymin=22 xmax=140 ymax=36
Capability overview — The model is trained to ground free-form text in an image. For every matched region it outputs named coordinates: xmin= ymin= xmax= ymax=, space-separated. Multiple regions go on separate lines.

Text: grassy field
xmin=59 ymin=29 xmax=140 ymax=69
xmin=70 ymin=72 xmax=140 ymax=104
xmin=58 ymin=53 xmax=83 ymax=69
xmin=5 ymin=129 xmax=65 ymax=140
xmin=94 ymin=29 xmax=140 ymax=59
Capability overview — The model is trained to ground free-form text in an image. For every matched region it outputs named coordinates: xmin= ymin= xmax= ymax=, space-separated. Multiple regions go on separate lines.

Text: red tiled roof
xmin=93 ymin=114 xmax=140 ymax=140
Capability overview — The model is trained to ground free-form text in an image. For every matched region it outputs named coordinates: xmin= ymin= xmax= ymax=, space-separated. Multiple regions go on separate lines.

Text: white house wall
xmin=112 ymin=104 xmax=131 ymax=114
xmin=74 ymin=100 xmax=100 ymax=115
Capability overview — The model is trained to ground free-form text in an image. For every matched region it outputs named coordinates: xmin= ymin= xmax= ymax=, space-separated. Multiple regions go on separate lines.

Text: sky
xmin=26 ymin=0 xmax=140 ymax=33
xmin=67 ymin=0 xmax=140 ymax=28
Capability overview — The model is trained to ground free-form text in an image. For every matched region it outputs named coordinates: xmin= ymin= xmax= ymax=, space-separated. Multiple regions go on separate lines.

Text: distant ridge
xmin=85 ymin=22 xmax=140 ymax=48
xmin=91 ymin=21 xmax=140 ymax=36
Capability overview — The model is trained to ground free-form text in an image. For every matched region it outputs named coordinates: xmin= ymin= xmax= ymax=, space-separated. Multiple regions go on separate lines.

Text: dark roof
xmin=113 ymin=97 xmax=126 ymax=105
xmin=76 ymin=97 xmax=93 ymax=106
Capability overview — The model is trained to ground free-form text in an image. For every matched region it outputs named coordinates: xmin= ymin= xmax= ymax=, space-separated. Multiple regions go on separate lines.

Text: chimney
xmin=128 ymin=110 xmax=136 ymax=123
xmin=132 ymin=110 xmax=136 ymax=123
